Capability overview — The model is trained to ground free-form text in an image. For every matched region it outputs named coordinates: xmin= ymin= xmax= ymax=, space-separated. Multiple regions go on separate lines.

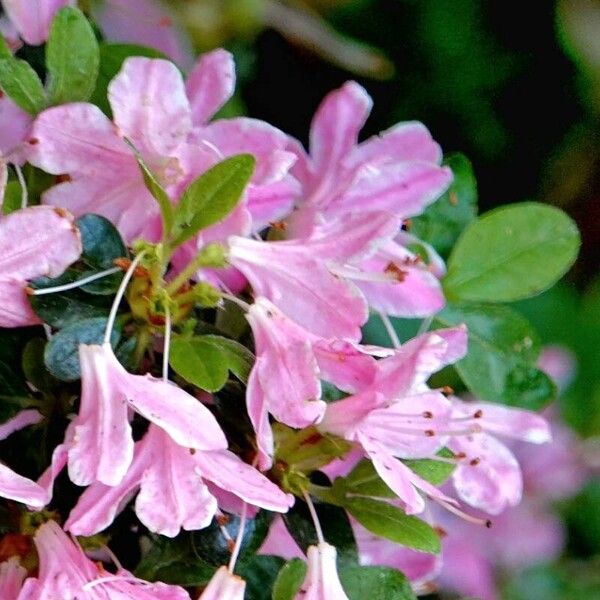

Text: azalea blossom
xmin=0 ymin=206 xmax=81 ymax=327
xmin=65 ymin=424 xmax=293 ymax=537
xmin=294 ymin=542 xmax=349 ymax=599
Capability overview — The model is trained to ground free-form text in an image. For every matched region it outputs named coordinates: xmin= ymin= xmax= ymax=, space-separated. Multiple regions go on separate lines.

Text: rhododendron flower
xmin=0 ymin=557 xmax=26 ymax=599
xmin=295 ymin=542 xmax=349 ymax=599
xmin=199 ymin=566 xmax=245 ymax=600
xmin=447 ymin=398 xmax=551 ymax=514
xmin=320 ymin=327 xmax=468 ymax=513
xmin=0 ymin=206 xmax=81 ymax=327
xmin=65 ymin=424 xmax=293 ymax=537
xmin=1 ymin=0 xmax=73 ymax=46
xmin=18 ymin=520 xmax=191 ymax=599
xmin=67 ymin=343 xmax=228 ymax=487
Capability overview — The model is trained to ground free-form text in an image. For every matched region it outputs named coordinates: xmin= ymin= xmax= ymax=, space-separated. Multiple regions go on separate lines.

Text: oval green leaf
xmin=444 ymin=202 xmax=580 ymax=302
xmin=339 ymin=566 xmax=417 ymax=600
xmin=0 ymin=58 xmax=46 ymax=114
xmin=272 ymin=559 xmax=307 ymax=600
xmin=169 ymin=337 xmax=229 ymax=392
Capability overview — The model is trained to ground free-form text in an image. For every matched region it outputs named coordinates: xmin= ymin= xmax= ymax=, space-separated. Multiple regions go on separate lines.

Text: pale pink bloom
xmin=320 ymin=328 xmax=468 ymax=514
xmin=92 ymin=0 xmax=193 ymax=68
xmin=199 ymin=566 xmax=245 ymax=600
xmin=287 ymin=81 xmax=451 ymax=227
xmin=66 ymin=343 xmax=228 ymax=487
xmin=294 ymin=542 xmax=349 ymax=599
xmin=18 ymin=520 xmax=191 ymax=599
xmin=66 ymin=424 xmax=293 ymax=537
xmin=1 ymin=0 xmax=73 ymax=46
xmin=0 ymin=206 xmax=81 ymax=327
xmin=228 ymin=212 xmax=401 ymax=341
xmin=447 ymin=398 xmax=551 ymax=514
xmin=0 ymin=558 xmax=26 ymax=599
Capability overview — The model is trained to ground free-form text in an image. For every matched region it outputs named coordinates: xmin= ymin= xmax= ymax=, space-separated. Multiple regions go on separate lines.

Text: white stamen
xmin=162 ymin=302 xmax=171 ymax=382
xmin=228 ymin=501 xmax=249 ymax=573
xmin=221 ymin=292 xmax=252 ymax=312
xmin=13 ymin=164 xmax=28 ymax=209
xmin=302 ymin=489 xmax=325 ymax=545
xmin=379 ymin=311 xmax=401 ymax=349
xmin=30 ymin=267 xmax=121 ymax=295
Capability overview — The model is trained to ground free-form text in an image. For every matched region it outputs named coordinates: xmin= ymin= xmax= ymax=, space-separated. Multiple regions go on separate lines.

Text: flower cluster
xmin=0 ymin=3 xmax=581 ymax=599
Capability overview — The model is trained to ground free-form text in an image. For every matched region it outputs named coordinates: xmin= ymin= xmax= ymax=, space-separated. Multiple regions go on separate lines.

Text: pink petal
xmin=259 ymin=515 xmax=305 ymax=560
xmin=246 ymin=176 xmax=299 ymax=232
xmin=199 ymin=566 xmax=245 ymax=600
xmin=345 ymin=121 xmax=443 ymax=169
xmin=295 ymin=542 xmax=349 ymax=599
xmin=0 ymin=410 xmax=42 ymax=442
xmin=0 ymin=94 xmax=33 ymax=164
xmin=2 ymin=0 xmax=73 ymax=46
xmin=68 ymin=344 xmax=134 ymax=487
xmin=0 ymin=463 xmax=49 ymax=508
xmin=108 ymin=57 xmax=192 ymax=156
xmin=0 ymin=205 xmax=81 ymax=280
xmin=334 ymin=161 xmax=452 ymax=219
xmin=194 ymin=449 xmax=294 ymax=512
xmin=246 ymin=369 xmax=274 ymax=471
xmin=0 ymin=280 xmax=39 ymax=328
xmin=0 ymin=557 xmax=26 ymax=599
xmin=34 ymin=443 xmax=68 ymax=508
xmin=135 ymin=427 xmax=217 ymax=537
xmin=186 ymin=49 xmax=236 ymax=125
xmin=309 ymin=81 xmax=372 ymax=180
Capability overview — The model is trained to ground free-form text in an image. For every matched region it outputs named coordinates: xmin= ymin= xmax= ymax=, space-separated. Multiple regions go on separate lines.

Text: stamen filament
xmin=162 ymin=302 xmax=172 ymax=382
xmin=221 ymin=292 xmax=252 ymax=312
xmin=14 ymin=164 xmax=28 ymax=209
xmin=104 ymin=252 xmax=146 ymax=344
xmin=30 ymin=267 xmax=121 ymax=296
xmin=228 ymin=501 xmax=249 ymax=573
xmin=435 ymin=497 xmax=492 ymax=528
xmin=379 ymin=311 xmax=401 ymax=349
xmin=302 ymin=489 xmax=325 ymax=545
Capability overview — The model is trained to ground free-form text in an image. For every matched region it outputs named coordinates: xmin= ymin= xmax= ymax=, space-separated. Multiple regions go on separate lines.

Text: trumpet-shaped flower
xmin=294 ymin=542 xmax=349 ymax=600
xmin=67 ymin=343 xmax=227 ymax=487
xmin=18 ymin=520 xmax=191 ymax=599
xmin=199 ymin=567 xmax=245 ymax=600
xmin=65 ymin=424 xmax=293 ymax=537
xmin=0 ymin=206 xmax=81 ymax=327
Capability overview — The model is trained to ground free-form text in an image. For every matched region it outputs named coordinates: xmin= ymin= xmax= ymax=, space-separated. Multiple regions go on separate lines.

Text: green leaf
xmin=169 ymin=336 xmax=229 ymax=392
xmin=345 ymin=497 xmax=441 ymax=554
xmin=0 ymin=361 xmax=31 ymax=421
xmin=0 ymin=35 xmax=11 ymax=59
xmin=444 ymin=202 xmax=580 ymax=302
xmin=0 ymin=58 xmax=46 ymax=114
xmin=412 ymin=153 xmax=478 ymax=256
xmin=339 ymin=566 xmax=417 ymax=600
xmin=76 ymin=214 xmax=127 ymax=294
xmin=403 ymin=452 xmax=455 ymax=485
xmin=45 ymin=6 xmax=100 ymax=104
xmin=91 ymin=43 xmax=165 ymax=115
xmin=22 ymin=338 xmax=58 ymax=392
xmin=434 ymin=302 xmax=556 ymax=409
xmin=198 ymin=335 xmax=254 ymax=383
xmin=272 ymin=559 xmax=307 ymax=600
xmin=2 ymin=181 xmax=22 ymax=215
xmin=238 ymin=555 xmax=285 ymax=600
xmin=44 ymin=318 xmax=120 ymax=381
xmin=128 ymin=143 xmax=174 ymax=238
xmin=171 ymin=154 xmax=256 ymax=246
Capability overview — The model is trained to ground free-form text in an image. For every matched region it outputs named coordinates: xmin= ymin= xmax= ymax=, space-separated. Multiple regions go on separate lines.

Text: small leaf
xmin=0 ymin=35 xmax=11 ymax=59
xmin=2 ymin=181 xmax=22 ymax=215
xmin=198 ymin=335 xmax=254 ymax=383
xmin=44 ymin=318 xmax=120 ymax=381
xmin=272 ymin=559 xmax=307 ymax=600
xmin=171 ymin=154 xmax=255 ymax=246
xmin=412 ymin=153 xmax=478 ymax=256
xmin=434 ymin=302 xmax=556 ymax=409
xmin=91 ymin=43 xmax=165 ymax=115
xmin=238 ymin=555 xmax=285 ymax=600
xmin=169 ymin=336 xmax=229 ymax=392
xmin=0 ymin=58 xmax=46 ymax=114
xmin=444 ymin=202 xmax=580 ymax=302
xmin=345 ymin=497 xmax=441 ymax=554
xmin=45 ymin=6 xmax=100 ymax=104
xmin=339 ymin=566 xmax=417 ymax=600
xmin=22 ymin=338 xmax=58 ymax=391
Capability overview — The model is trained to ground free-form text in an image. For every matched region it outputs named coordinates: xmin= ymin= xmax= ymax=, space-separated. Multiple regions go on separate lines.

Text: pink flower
xmin=447 ymin=398 xmax=551 ymax=514
xmin=198 ymin=566 xmax=245 ymax=600
xmin=18 ymin=520 xmax=191 ymax=599
xmin=319 ymin=327 xmax=468 ymax=514
xmin=65 ymin=424 xmax=293 ymax=537
xmin=288 ymin=82 xmax=452 ymax=226
xmin=0 ymin=206 xmax=81 ymax=327
xmin=1 ymin=0 xmax=73 ymax=46
xmin=294 ymin=542 xmax=349 ymax=600
xmin=66 ymin=343 xmax=228 ymax=487
xmin=0 ymin=95 xmax=33 ymax=165
xmin=0 ymin=558 xmax=26 ymax=599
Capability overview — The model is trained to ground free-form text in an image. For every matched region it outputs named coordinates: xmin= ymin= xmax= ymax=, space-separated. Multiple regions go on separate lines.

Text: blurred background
xmin=107 ymin=0 xmax=600 ymax=597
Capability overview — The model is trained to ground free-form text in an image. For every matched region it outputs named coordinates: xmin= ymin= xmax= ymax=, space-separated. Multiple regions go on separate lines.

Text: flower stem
xmin=302 ymin=489 xmax=325 ymax=545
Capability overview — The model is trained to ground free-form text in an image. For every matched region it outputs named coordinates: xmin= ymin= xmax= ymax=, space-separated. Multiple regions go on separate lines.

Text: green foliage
xmin=44 ymin=318 xmax=120 ymax=381
xmin=272 ymin=559 xmax=307 ymax=600
xmin=0 ymin=57 xmax=46 ymax=114
xmin=21 ymin=338 xmax=58 ymax=392
xmin=45 ymin=7 xmax=99 ymax=104
xmin=339 ymin=566 xmax=417 ymax=600
xmin=412 ymin=153 xmax=478 ymax=256
xmin=170 ymin=334 xmax=254 ymax=392
xmin=444 ymin=202 xmax=580 ymax=303
xmin=435 ymin=302 xmax=556 ymax=409
xmin=171 ymin=154 xmax=256 ymax=246
xmin=345 ymin=497 xmax=441 ymax=554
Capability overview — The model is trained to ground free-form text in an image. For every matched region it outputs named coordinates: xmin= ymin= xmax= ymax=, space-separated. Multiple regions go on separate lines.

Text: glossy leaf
xmin=22 ymin=338 xmax=58 ymax=392
xmin=444 ymin=202 xmax=580 ymax=302
xmin=199 ymin=334 xmax=254 ymax=384
xmin=272 ymin=559 xmax=307 ymax=600
xmin=0 ymin=58 xmax=46 ymax=114
xmin=44 ymin=318 xmax=120 ymax=381
xmin=171 ymin=154 xmax=255 ymax=246
xmin=345 ymin=497 xmax=441 ymax=554
xmin=45 ymin=7 xmax=100 ymax=104
xmin=434 ymin=302 xmax=556 ymax=409
xmin=238 ymin=555 xmax=285 ymax=600
xmin=339 ymin=566 xmax=417 ymax=600
xmin=412 ymin=153 xmax=477 ymax=256
xmin=0 ymin=35 xmax=11 ymax=59
xmin=170 ymin=336 xmax=229 ymax=392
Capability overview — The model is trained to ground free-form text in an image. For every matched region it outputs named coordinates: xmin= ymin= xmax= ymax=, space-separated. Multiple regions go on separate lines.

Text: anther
xmin=469 ymin=457 xmax=481 ymax=466
xmin=473 ymin=409 xmax=483 ymax=418
xmin=384 ymin=262 xmax=408 ymax=282
xmin=434 ymin=526 xmax=447 ymax=538
xmin=269 ymin=221 xmax=288 ymax=231
xmin=441 ymin=386 xmax=454 ymax=395
xmin=422 ymin=411 xmax=434 ymax=419
xmin=425 ymin=429 xmax=435 ymax=437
